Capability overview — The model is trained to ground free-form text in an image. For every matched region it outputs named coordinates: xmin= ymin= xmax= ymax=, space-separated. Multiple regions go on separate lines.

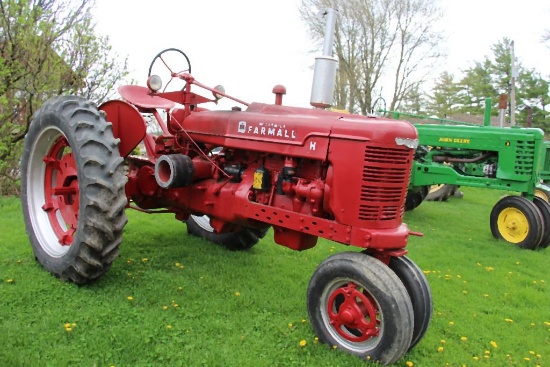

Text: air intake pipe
xmin=154 ymin=154 xmax=212 ymax=188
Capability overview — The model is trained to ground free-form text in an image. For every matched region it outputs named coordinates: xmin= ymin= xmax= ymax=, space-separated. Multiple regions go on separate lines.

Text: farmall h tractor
xmin=20 ymin=9 xmax=432 ymax=365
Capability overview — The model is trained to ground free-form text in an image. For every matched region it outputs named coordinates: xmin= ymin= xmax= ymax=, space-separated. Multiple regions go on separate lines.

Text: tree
xmin=298 ymin=0 xmax=445 ymax=115
xmin=0 ymin=0 xmax=129 ymax=195
xmin=424 ymin=71 xmax=461 ymax=117
xmin=451 ymin=38 xmax=550 ymax=128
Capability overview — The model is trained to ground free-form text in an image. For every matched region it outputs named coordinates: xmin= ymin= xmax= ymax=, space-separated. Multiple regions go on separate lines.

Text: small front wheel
xmin=490 ymin=196 xmax=544 ymax=250
xmin=307 ymin=252 xmax=414 ymax=365
xmin=388 ymin=255 xmax=433 ymax=350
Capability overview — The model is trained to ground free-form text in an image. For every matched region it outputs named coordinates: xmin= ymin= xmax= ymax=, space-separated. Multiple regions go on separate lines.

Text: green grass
xmin=0 ymin=187 xmax=548 ymax=367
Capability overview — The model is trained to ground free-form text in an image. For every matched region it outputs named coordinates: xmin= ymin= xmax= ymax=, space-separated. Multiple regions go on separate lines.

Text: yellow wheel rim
xmin=535 ymin=189 xmax=549 ymax=203
xmin=497 ymin=207 xmax=529 ymax=243
xmin=429 ymin=184 xmax=445 ymax=194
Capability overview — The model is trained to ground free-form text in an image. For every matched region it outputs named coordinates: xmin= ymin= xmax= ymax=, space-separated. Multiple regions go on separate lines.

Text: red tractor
xmin=20 ymin=9 xmax=432 ymax=366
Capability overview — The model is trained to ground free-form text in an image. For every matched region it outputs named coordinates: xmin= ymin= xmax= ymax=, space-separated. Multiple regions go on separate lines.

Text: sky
xmin=92 ymin=0 xmax=550 ymax=109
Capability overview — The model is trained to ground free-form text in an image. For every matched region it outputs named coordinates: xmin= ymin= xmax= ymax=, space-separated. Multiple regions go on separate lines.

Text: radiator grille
xmin=514 ymin=141 xmax=535 ymax=176
xmin=359 ymin=145 xmax=411 ymax=221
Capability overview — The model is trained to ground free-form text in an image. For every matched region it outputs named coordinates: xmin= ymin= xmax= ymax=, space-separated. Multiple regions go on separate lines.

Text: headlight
xmin=147 ymin=75 xmax=163 ymax=92
xmin=212 ymin=85 xmax=225 ymax=100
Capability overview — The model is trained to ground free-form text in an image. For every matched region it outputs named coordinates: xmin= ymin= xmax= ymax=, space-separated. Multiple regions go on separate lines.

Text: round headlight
xmin=147 ymin=75 xmax=163 ymax=92
xmin=212 ymin=85 xmax=225 ymax=100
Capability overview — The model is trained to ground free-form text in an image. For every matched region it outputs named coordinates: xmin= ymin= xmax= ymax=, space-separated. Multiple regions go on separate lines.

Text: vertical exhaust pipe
xmin=310 ymin=8 xmax=339 ymax=109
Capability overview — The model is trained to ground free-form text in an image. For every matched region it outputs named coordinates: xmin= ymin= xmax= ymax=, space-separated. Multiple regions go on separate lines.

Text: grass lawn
xmin=0 ymin=187 xmax=548 ymax=366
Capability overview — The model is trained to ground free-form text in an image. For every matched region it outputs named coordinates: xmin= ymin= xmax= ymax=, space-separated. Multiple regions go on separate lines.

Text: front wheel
xmin=186 ymin=215 xmax=268 ymax=250
xmin=489 ymin=196 xmax=543 ymax=250
xmin=21 ymin=96 xmax=128 ymax=284
xmin=388 ymin=255 xmax=433 ymax=350
xmin=307 ymin=252 xmax=414 ymax=365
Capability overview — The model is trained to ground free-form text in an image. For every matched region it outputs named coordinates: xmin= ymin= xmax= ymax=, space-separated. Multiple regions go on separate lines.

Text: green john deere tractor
xmin=388 ymin=109 xmax=550 ymax=251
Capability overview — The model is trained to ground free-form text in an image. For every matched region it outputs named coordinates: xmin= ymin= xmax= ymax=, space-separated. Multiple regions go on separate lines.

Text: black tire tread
xmin=21 ymin=95 xmax=128 ymax=284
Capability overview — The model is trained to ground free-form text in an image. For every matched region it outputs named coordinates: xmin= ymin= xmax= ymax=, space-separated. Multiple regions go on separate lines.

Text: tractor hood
xmin=183 ymin=102 xmax=418 ymax=160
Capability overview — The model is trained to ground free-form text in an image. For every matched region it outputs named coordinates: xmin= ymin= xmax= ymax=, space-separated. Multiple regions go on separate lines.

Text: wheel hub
xmin=327 ymin=282 xmax=379 ymax=342
xmin=42 ymin=137 xmax=79 ymax=246
xmin=498 ymin=207 xmax=528 ymax=243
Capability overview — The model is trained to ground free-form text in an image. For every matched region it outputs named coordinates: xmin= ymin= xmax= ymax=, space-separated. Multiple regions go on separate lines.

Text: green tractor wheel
xmin=489 ymin=196 xmax=544 ymax=250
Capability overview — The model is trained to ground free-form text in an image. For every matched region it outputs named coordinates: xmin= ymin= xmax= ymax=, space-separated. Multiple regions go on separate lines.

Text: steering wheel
xmin=147 ymin=48 xmax=192 ymax=92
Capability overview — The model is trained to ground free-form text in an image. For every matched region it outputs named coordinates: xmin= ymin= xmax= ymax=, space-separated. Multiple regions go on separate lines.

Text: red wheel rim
xmin=327 ymin=282 xmax=380 ymax=342
xmin=42 ymin=136 xmax=79 ymax=246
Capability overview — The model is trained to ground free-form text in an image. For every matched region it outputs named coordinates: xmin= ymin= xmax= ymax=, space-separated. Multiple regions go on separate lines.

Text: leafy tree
xmin=0 ymin=0 xmax=129 ymax=195
xmin=424 ymin=72 xmax=461 ymax=117
xmin=423 ymin=38 xmax=550 ymax=129
xmin=298 ymin=0 xmax=444 ymax=115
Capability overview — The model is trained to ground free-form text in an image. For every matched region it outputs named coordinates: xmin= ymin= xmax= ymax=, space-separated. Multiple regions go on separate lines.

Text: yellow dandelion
xmin=448 ymin=321 xmax=454 ymax=326
xmin=71 ymin=323 xmax=76 ymax=327
xmin=172 ymin=303 xmax=179 ymax=308
xmin=461 ymin=336 xmax=468 ymax=342
xmin=288 ymin=323 xmax=293 ymax=328
xmin=529 ymin=351 xmax=536 ymax=355
xmin=301 ymin=319 xmax=306 ymax=323
xmin=505 ymin=318 xmax=513 ymax=323
xmin=440 ymin=340 xmax=446 ymax=344
xmin=6 ymin=279 xmax=13 ymax=284
xmin=166 ymin=325 xmax=172 ymax=330
xmin=64 ymin=323 xmax=71 ymax=328
xmin=462 ymin=290 xmax=468 ymax=295
xmin=484 ymin=294 xmax=489 ymax=297
xmin=437 ymin=347 xmax=444 ymax=352
xmin=163 ymin=306 xmax=168 ymax=310
xmin=142 ymin=258 xmax=148 ymax=262
xmin=423 ymin=270 xmax=431 ymax=274
xmin=484 ymin=355 xmax=490 ymax=359
xmin=406 ymin=362 xmax=414 ymax=367
xmin=332 ymin=345 xmax=338 ymax=349
xmin=65 ymin=327 xmax=72 ymax=332
xmin=473 ymin=356 xmax=479 ymax=361
xmin=544 ymin=321 xmax=550 ymax=326
xmin=485 ymin=350 xmax=491 ymax=355
xmin=486 ymin=266 xmax=494 ymax=271
xmin=127 ymin=296 xmax=133 ymax=301
xmin=490 ymin=341 xmax=498 ymax=348
xmin=299 ymin=340 xmax=307 ymax=347
xmin=175 ymin=262 xmax=181 ymax=267
xmin=525 ymin=358 xmax=531 ymax=361
xmin=314 ymin=337 xmax=319 ymax=341
xmin=235 ymin=292 xmax=241 ymax=297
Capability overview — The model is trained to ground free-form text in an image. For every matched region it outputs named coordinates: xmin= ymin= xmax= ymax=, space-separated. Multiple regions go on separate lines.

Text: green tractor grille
xmin=514 ymin=140 xmax=536 ymax=176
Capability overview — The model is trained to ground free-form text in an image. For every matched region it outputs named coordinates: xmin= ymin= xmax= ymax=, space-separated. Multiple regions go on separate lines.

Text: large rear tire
xmin=186 ymin=215 xmax=268 ymax=250
xmin=307 ymin=252 xmax=414 ymax=365
xmin=21 ymin=96 xmax=128 ymax=284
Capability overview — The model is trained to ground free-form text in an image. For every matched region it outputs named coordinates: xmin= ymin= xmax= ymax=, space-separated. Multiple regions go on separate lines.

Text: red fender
xmin=99 ymin=100 xmax=147 ymax=157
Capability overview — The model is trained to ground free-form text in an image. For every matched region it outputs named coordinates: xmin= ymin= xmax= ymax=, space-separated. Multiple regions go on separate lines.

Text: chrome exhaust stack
xmin=310 ymin=8 xmax=339 ymax=109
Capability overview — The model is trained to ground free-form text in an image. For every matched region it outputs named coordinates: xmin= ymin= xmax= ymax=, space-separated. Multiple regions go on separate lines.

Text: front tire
xmin=307 ymin=252 xmax=414 ymax=366
xmin=489 ymin=196 xmax=543 ymax=250
xmin=388 ymin=255 xmax=433 ymax=350
xmin=21 ymin=96 xmax=128 ymax=284
xmin=186 ymin=215 xmax=268 ymax=250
